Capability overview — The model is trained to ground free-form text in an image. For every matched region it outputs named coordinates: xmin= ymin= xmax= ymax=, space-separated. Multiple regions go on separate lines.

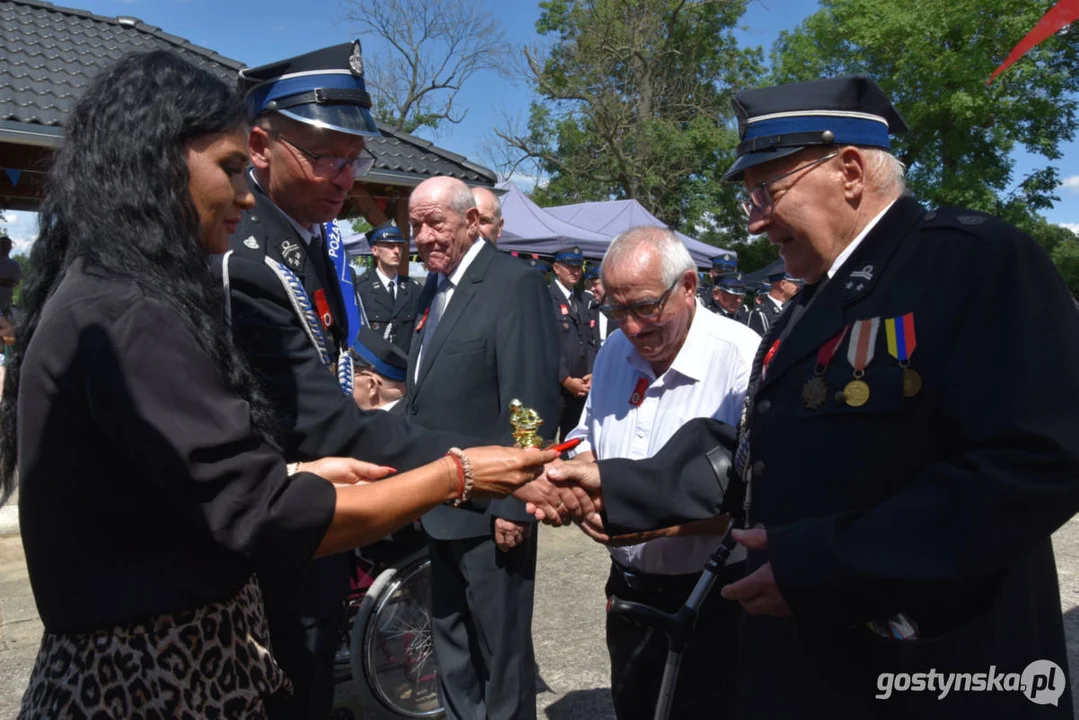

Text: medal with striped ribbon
xmin=885 ymin=312 xmax=920 ymax=397
xmin=843 ymin=318 xmax=880 ymax=407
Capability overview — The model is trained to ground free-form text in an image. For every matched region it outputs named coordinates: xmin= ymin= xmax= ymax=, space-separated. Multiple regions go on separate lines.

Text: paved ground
xmin=1 ymin=514 xmax=1077 ymax=718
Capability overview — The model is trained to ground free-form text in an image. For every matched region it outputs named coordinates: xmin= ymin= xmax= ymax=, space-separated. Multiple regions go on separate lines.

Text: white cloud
xmin=1059 ymin=223 xmax=1079 ymax=236
xmin=1060 ymin=176 xmax=1079 ymax=193
xmin=499 ymin=172 xmax=547 ymax=193
xmin=1 ymin=211 xmax=38 ymax=255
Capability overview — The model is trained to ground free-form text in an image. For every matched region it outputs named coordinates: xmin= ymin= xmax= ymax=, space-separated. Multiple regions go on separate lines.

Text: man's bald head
xmin=472 ymin=187 xmax=504 ymax=244
xmin=409 ymin=176 xmax=480 ymax=275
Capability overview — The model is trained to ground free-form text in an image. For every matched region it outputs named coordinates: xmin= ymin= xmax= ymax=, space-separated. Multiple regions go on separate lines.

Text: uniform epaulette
xmin=919 ymin=206 xmax=997 ymax=237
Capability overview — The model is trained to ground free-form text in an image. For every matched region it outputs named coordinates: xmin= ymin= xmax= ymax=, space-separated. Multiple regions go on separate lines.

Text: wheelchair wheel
xmin=350 ymin=556 xmax=443 ymax=718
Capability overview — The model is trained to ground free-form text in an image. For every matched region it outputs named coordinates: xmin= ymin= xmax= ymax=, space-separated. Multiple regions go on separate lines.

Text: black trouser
xmin=558 ymin=391 xmax=587 ymax=441
xmin=261 ymin=553 xmax=351 ymax=719
xmin=428 ymin=532 xmax=539 ymax=720
xmin=605 ymin=560 xmax=744 ymax=720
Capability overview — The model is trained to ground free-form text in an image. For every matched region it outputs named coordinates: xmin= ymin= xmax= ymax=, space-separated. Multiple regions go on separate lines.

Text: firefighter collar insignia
xmin=849 ymin=264 xmax=874 ymax=281
xmin=243 ymin=235 xmax=259 ymax=250
xmin=279 ymin=238 xmax=305 ymax=271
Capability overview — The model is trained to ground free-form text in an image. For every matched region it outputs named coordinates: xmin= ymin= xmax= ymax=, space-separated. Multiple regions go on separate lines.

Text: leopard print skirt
xmin=19 ymin=575 xmax=289 ymax=719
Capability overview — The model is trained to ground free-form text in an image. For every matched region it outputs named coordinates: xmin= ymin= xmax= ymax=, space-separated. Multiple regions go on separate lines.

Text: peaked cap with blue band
xmin=722 ymin=75 xmax=908 ymax=182
xmin=351 ymin=326 xmax=408 ymax=382
xmin=712 ymin=252 xmax=737 ymax=270
xmin=239 ymin=41 xmax=379 ymax=137
xmin=716 ymin=271 xmax=746 ymax=295
xmin=366 ymin=222 xmax=406 ymax=245
xmin=553 ymin=246 xmax=584 ymax=266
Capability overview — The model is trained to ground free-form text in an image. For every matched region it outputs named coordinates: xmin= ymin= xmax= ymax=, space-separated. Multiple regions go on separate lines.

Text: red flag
xmin=988 ymin=0 xmax=1079 ymax=83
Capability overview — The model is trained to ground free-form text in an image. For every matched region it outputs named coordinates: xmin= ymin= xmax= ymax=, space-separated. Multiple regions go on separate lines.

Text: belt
xmin=611 ymin=560 xmax=702 ymax=595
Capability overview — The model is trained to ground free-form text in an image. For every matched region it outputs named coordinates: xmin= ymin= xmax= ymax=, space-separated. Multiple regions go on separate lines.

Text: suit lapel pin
xmin=243 ymin=236 xmax=259 ymax=249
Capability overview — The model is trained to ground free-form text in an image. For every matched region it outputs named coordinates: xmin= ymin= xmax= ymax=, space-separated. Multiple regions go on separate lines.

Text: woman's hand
xmin=462 ymin=446 xmax=560 ymax=499
xmin=296 ymin=457 xmax=396 ymax=487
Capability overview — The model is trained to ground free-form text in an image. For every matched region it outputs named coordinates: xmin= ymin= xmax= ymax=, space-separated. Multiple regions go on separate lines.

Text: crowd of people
xmin=0 ymin=32 xmax=1077 ymax=720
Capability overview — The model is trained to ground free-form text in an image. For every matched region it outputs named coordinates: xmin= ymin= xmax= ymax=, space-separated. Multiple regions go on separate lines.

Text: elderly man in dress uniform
xmin=549 ymin=246 xmax=600 ymax=439
xmin=357 ymin=222 xmax=420 ymax=353
xmin=546 ymin=75 xmax=1079 ymax=719
xmin=216 ymin=42 xmax=493 ymax=719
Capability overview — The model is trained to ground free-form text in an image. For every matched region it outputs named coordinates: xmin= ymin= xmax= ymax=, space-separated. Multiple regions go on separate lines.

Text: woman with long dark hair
xmin=1 ymin=51 xmax=553 ymax=717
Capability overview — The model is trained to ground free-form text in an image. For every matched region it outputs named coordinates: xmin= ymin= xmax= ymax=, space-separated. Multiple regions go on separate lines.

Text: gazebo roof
xmin=0 ymin=0 xmax=495 ymax=209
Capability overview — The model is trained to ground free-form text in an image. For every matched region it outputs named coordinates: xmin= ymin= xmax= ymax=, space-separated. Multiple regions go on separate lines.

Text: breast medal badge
xmin=279 ymin=238 xmax=305 ymax=272
xmin=628 ymin=376 xmax=650 ymax=407
xmin=885 ymin=313 xmax=920 ymax=397
xmin=841 ymin=318 xmax=881 ymax=407
xmin=802 ymin=325 xmax=850 ymax=409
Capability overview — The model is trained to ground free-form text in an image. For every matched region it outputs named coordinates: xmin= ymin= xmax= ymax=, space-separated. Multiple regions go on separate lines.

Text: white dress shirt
xmin=567 ymin=307 xmax=761 ymax=574
xmin=375 ymin=267 xmax=398 ymax=295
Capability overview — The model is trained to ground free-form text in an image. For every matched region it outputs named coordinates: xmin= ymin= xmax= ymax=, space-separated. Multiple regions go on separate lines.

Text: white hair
xmin=862 ymin=147 xmax=907 ymax=196
xmin=601 ymin=226 xmax=696 ymax=287
xmin=447 ymin=182 xmax=478 ymax=216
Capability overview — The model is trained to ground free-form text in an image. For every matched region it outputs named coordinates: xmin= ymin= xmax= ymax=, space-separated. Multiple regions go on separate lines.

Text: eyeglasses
xmin=273 ymin=132 xmax=376 ymax=179
xmin=740 ymin=152 xmax=839 ymax=218
xmin=599 ymin=277 xmax=682 ymax=322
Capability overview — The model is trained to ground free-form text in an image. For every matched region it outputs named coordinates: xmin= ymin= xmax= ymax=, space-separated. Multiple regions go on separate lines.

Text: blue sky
xmin=4 ymin=0 xmax=1077 ymax=248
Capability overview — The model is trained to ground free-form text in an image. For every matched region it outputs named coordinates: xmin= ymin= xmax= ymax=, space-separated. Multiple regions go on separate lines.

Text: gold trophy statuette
xmin=509 ymin=399 xmax=544 ymax=448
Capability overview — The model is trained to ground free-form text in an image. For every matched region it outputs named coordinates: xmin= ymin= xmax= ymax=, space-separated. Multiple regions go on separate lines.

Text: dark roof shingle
xmin=0 ymin=0 xmax=495 ymax=185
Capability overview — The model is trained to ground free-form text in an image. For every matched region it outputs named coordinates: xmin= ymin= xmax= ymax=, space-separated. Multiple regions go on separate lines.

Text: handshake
xmin=512 ymin=456 xmax=613 ymax=542
xmin=513 ymin=448 xmax=735 ymax=547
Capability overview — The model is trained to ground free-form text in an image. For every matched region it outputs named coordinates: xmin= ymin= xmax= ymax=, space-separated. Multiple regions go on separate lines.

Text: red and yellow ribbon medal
xmin=843 ymin=318 xmax=880 ymax=407
xmin=802 ymin=325 xmax=850 ymax=409
xmin=885 ymin=312 xmax=920 ymax=397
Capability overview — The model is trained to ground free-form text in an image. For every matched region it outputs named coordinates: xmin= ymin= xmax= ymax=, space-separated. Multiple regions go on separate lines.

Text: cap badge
xmin=349 ymin=42 xmax=365 ymax=78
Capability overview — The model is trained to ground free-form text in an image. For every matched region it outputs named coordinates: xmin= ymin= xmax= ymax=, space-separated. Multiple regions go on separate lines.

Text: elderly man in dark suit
xmin=357 ymin=222 xmax=420 ymax=353
xmin=406 ymin=176 xmax=562 ymax=720
xmin=545 ymin=75 xmax=1079 ymax=719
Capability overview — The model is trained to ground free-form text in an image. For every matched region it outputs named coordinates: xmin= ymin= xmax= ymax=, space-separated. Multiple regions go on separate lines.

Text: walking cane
xmin=606 ymin=528 xmax=740 ymax=720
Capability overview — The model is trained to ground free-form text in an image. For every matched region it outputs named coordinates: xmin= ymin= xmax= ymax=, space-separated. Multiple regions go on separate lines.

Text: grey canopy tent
xmin=545 ymin=198 xmax=736 ymax=269
xmin=495 ymin=184 xmax=612 ymax=259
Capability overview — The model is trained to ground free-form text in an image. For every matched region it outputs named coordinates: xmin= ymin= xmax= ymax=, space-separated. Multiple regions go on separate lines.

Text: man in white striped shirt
xmin=565 ymin=226 xmax=759 ymax=720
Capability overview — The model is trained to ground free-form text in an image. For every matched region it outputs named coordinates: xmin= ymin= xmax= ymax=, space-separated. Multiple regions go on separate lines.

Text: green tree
xmin=770 ymin=0 xmax=1079 ymax=224
xmin=1049 ymin=229 xmax=1079 ymax=296
xmin=11 ymin=253 xmax=29 ymax=307
xmin=498 ymin=0 xmax=763 ymax=244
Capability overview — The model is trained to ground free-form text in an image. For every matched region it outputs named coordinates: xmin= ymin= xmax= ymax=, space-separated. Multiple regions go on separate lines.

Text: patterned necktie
xmin=416 ymin=276 xmax=452 ymax=379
